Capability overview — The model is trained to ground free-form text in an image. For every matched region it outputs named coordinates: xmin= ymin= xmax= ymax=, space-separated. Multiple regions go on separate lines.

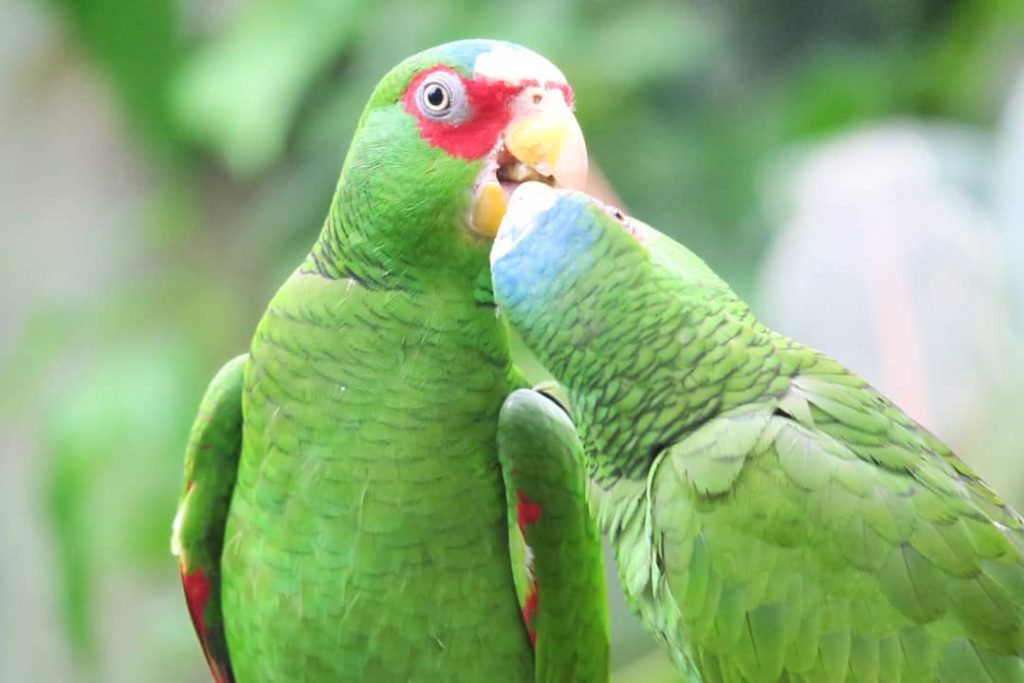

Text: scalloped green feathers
xmin=173 ymin=44 xmax=607 ymax=682
xmin=491 ymin=187 xmax=1024 ymax=682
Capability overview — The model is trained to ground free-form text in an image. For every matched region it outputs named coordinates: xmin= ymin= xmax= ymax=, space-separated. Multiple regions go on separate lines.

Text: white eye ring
xmin=421 ymin=80 xmax=451 ymax=113
xmin=415 ymin=71 xmax=468 ymax=123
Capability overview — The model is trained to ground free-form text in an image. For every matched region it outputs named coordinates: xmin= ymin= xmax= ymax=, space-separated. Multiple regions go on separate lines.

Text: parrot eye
xmin=424 ymin=83 xmax=449 ymax=111
xmin=416 ymin=70 xmax=468 ymax=123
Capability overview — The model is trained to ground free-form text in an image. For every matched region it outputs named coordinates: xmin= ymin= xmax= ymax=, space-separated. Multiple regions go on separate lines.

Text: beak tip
xmin=553 ymin=117 xmax=589 ymax=191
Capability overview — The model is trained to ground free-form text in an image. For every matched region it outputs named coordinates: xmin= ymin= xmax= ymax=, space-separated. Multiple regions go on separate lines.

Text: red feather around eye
xmin=401 ymin=67 xmax=573 ymax=160
xmin=402 ymin=67 xmax=515 ymax=159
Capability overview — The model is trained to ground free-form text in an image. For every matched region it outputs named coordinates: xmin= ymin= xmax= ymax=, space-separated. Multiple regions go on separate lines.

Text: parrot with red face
xmin=172 ymin=40 xmax=608 ymax=682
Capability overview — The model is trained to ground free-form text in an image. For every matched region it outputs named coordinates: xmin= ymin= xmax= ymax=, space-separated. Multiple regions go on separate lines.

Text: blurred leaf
xmin=42 ymin=0 xmax=185 ymax=155
xmin=45 ymin=421 xmax=98 ymax=665
xmin=584 ymin=4 xmax=715 ymax=87
xmin=174 ymin=0 xmax=369 ymax=174
xmin=42 ymin=338 xmax=208 ymax=675
xmin=777 ymin=52 xmax=896 ymax=138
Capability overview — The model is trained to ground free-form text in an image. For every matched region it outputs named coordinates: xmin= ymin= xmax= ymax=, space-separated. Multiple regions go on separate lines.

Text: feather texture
xmin=492 ymin=187 xmax=1024 ymax=682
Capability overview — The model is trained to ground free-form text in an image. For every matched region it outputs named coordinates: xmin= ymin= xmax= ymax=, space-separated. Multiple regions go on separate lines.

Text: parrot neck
xmin=307 ymin=210 xmax=484 ymax=294
xmin=569 ymin=300 xmax=788 ymax=490
xmin=306 ymin=133 xmax=489 ymax=292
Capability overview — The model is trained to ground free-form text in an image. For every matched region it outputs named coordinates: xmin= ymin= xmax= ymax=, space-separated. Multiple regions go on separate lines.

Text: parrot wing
xmin=497 ymin=388 xmax=611 ymax=682
xmin=649 ymin=353 xmax=1024 ymax=682
xmin=171 ymin=354 xmax=246 ymax=683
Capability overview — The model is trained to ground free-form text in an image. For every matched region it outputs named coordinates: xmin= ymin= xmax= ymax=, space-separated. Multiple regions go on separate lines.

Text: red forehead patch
xmin=401 ymin=66 xmax=573 ymax=160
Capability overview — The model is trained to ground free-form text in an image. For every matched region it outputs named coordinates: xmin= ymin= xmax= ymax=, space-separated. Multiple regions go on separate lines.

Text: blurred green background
xmin=2 ymin=0 xmax=1023 ymax=681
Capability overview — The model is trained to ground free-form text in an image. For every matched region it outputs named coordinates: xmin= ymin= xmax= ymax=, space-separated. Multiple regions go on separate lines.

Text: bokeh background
xmin=2 ymin=1 xmax=1023 ymax=681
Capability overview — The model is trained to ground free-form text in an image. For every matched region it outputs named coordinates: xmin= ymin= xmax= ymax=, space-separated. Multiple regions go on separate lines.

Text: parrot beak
xmin=504 ymin=88 xmax=589 ymax=191
xmin=470 ymin=87 xmax=588 ymax=238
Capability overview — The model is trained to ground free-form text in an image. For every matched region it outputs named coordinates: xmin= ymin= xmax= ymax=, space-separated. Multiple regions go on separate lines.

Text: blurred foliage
xmin=174 ymin=0 xmax=370 ymax=172
xmin=6 ymin=0 xmax=1023 ymax=680
xmin=42 ymin=0 xmax=185 ymax=155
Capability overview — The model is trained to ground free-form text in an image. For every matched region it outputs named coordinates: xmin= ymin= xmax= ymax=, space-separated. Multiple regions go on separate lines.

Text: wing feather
xmin=642 ymin=359 xmax=1024 ymax=681
xmin=172 ymin=354 xmax=246 ymax=683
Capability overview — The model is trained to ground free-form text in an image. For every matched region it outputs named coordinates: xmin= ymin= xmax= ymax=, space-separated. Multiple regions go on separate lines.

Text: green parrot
xmin=490 ymin=183 xmax=1024 ymax=682
xmin=171 ymin=41 xmax=608 ymax=682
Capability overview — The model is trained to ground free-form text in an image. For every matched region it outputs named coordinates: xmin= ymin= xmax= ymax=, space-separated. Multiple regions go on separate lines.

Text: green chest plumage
xmin=220 ymin=270 xmax=533 ymax=682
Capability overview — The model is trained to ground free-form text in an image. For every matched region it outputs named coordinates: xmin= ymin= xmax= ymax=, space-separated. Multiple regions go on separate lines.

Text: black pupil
xmin=426 ymin=85 xmax=447 ymax=109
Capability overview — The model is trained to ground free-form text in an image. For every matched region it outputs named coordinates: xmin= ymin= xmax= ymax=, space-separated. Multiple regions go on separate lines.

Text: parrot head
xmin=491 ymin=183 xmax=740 ymax=479
xmin=491 ymin=182 xmax=728 ymax=339
xmin=330 ymin=40 xmax=588 ymax=284
xmin=490 ymin=183 xmax=669 ymax=479
xmin=490 ymin=182 xmax=645 ymax=326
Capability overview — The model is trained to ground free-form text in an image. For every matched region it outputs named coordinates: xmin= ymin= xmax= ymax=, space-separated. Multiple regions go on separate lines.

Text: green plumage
xmin=173 ymin=43 xmax=607 ymax=682
xmin=223 ymin=273 xmax=530 ymax=680
xmin=491 ymin=187 xmax=1024 ymax=682
xmin=498 ymin=389 xmax=610 ymax=683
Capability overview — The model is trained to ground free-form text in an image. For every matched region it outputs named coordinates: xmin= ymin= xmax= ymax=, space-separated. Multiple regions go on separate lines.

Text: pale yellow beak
xmin=471 ymin=87 xmax=588 ymax=238
xmin=505 ymin=89 xmax=589 ymax=191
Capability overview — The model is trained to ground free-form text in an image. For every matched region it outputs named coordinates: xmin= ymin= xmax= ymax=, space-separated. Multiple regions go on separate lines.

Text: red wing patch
xmin=521 ymin=587 xmax=539 ymax=647
xmin=181 ymin=563 xmax=210 ymax=641
xmin=515 ymin=489 xmax=542 ymax=535
xmin=514 ymin=489 xmax=542 ymax=647
xmin=180 ymin=561 xmax=234 ymax=683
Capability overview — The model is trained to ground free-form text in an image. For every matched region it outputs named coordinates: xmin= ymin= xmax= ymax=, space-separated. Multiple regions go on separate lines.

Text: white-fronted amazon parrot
xmin=490 ymin=183 xmax=1024 ymax=682
xmin=171 ymin=42 xmax=608 ymax=682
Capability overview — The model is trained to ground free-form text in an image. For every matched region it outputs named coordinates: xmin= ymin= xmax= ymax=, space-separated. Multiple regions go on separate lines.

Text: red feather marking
xmin=181 ymin=561 xmax=233 ymax=683
xmin=516 ymin=489 xmax=542 ymax=535
xmin=402 ymin=67 xmax=514 ymax=159
xmin=514 ymin=489 xmax=542 ymax=647
xmin=521 ymin=587 xmax=539 ymax=647
xmin=401 ymin=66 xmax=574 ymax=160
xmin=181 ymin=561 xmax=210 ymax=642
